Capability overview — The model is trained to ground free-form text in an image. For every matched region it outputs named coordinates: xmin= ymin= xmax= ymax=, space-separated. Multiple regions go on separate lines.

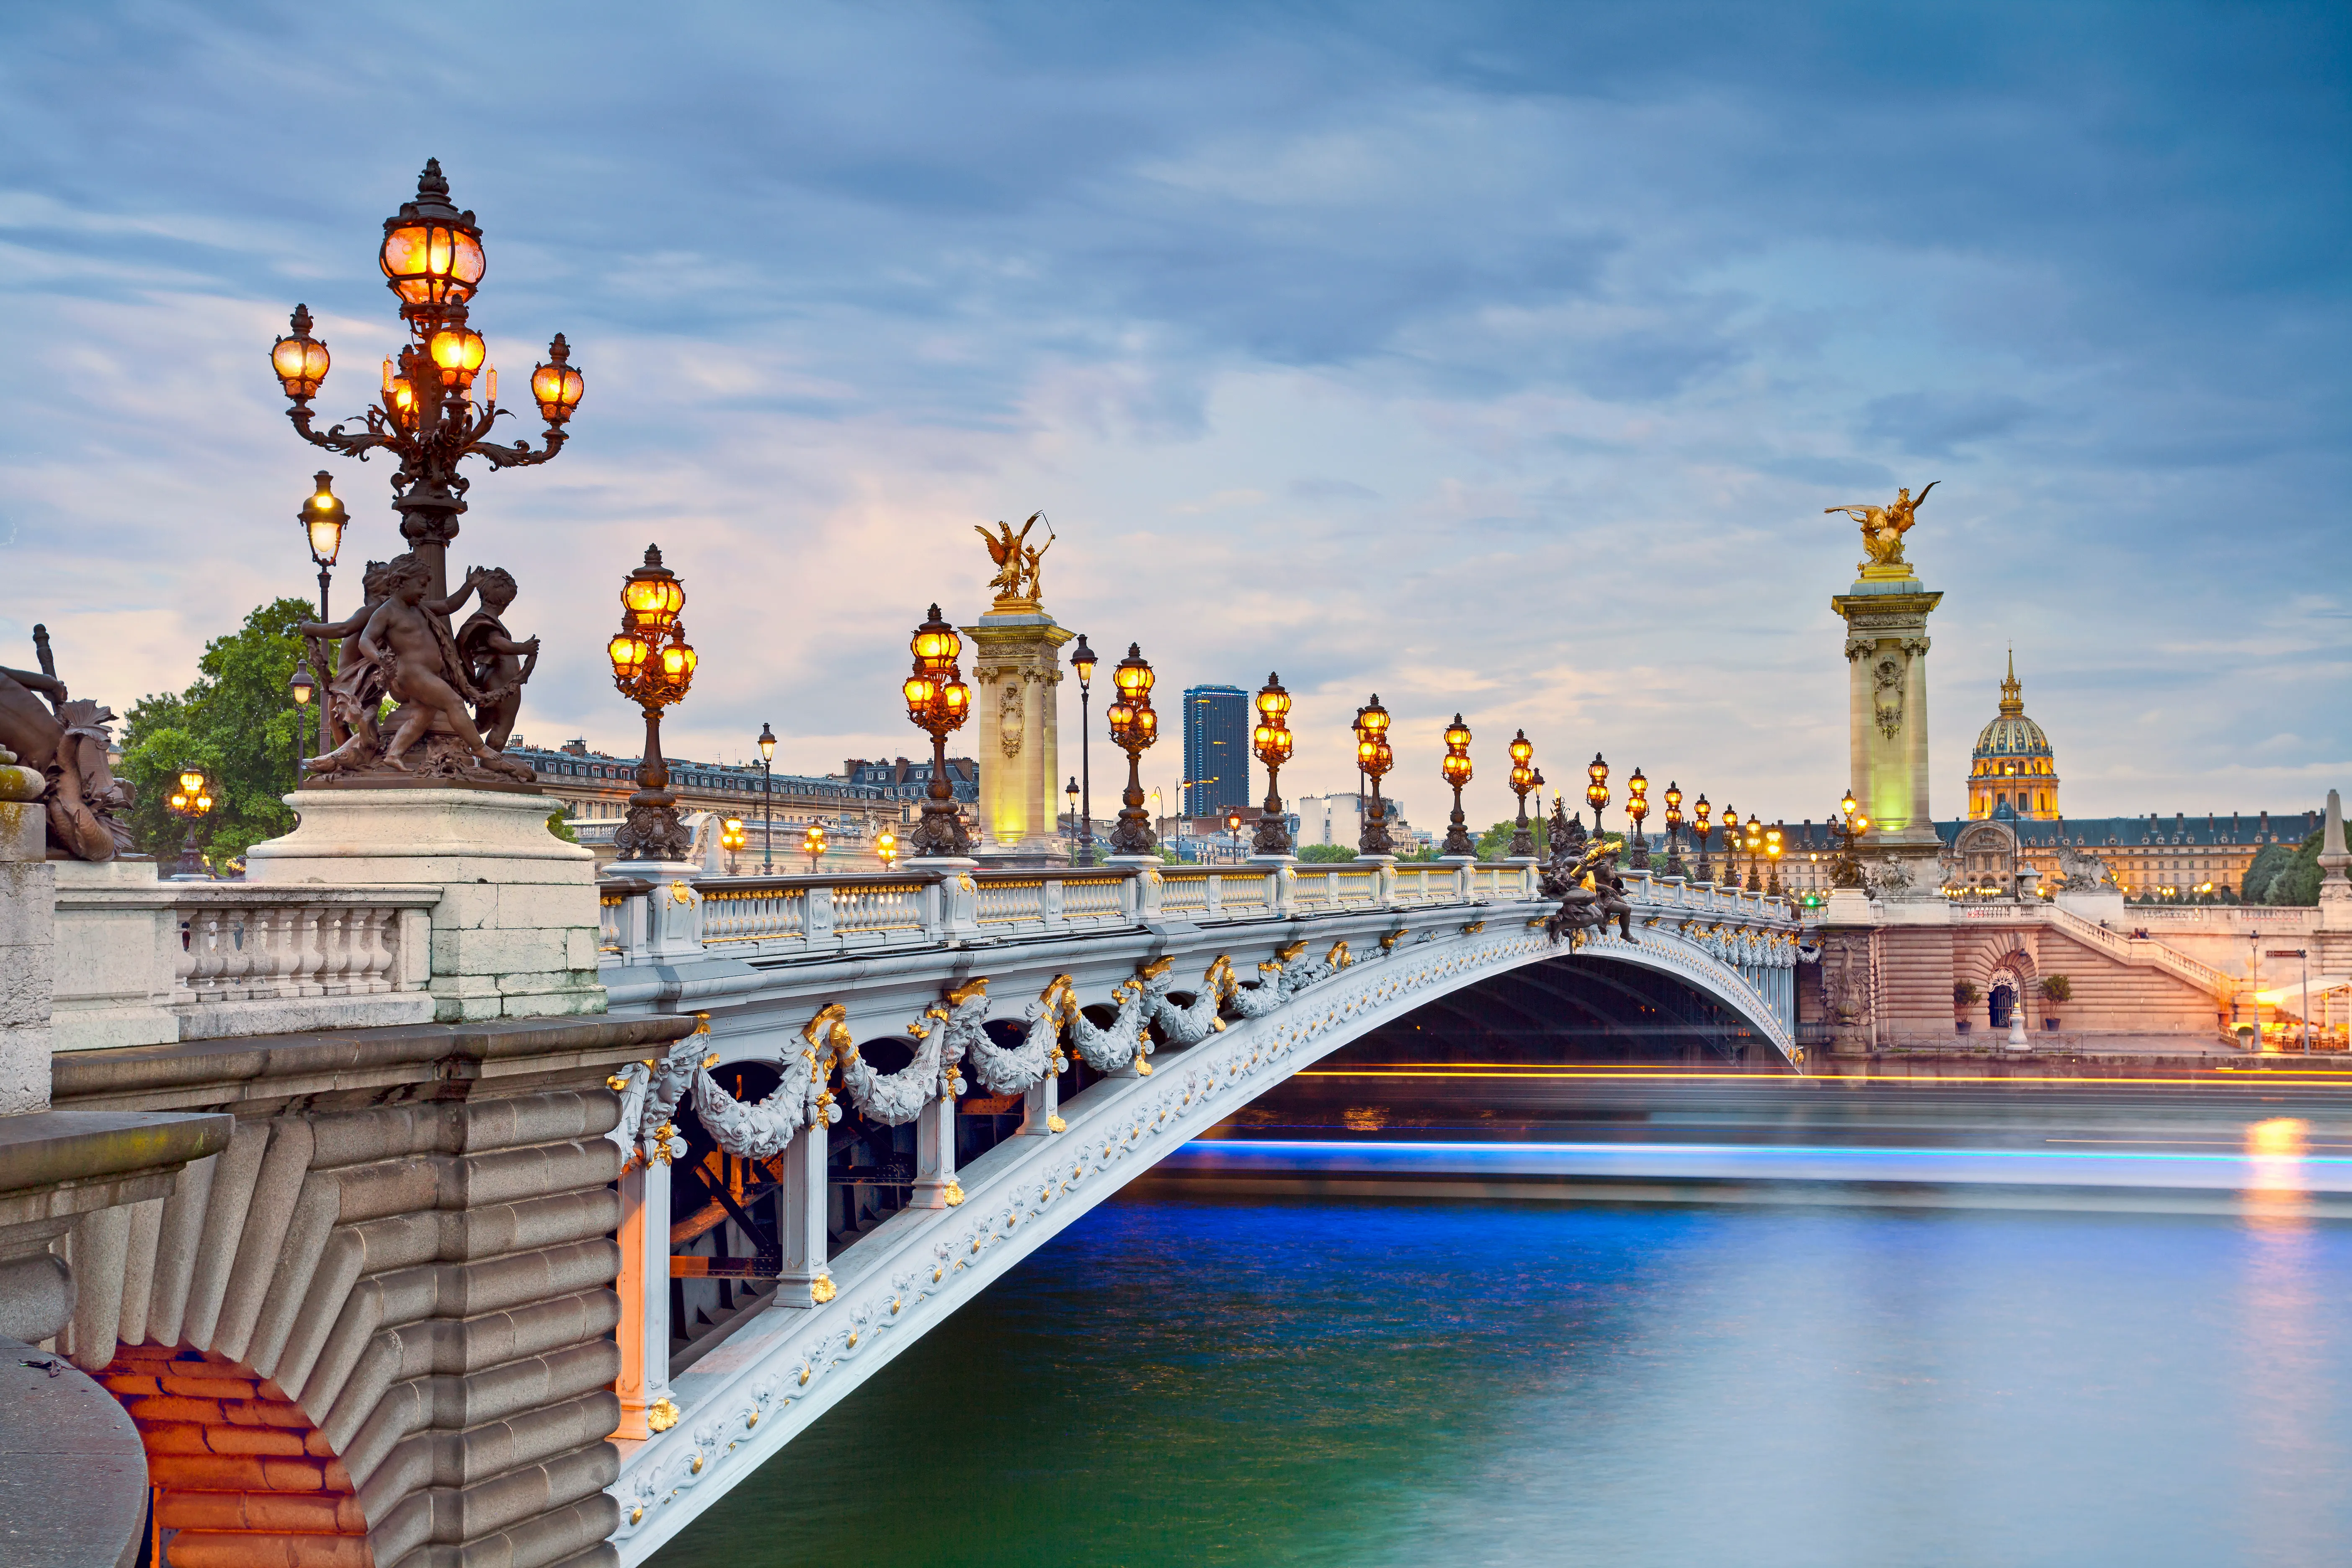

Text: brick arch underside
xmin=101 ymin=1343 xmax=369 ymax=1568
xmin=64 ymin=1091 xmax=630 ymax=1568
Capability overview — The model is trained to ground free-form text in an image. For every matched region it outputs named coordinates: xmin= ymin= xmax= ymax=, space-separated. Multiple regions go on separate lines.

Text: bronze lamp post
xmin=720 ymin=816 xmax=746 ymax=875
xmin=1625 ymin=766 xmax=1650 ymax=869
xmin=1251 ymin=673 xmax=1295 ymax=856
xmin=1353 ymin=696 xmax=1394 ymax=855
xmin=166 ymin=767 xmax=215 ymax=879
xmin=1585 ymin=753 xmax=1610 ymax=838
xmin=802 ymin=820 xmax=827 ymax=873
xmin=1105 ymin=644 xmax=1159 ymax=856
xmin=269 ymin=160 xmax=582 ymax=607
xmin=903 ymin=606 xmax=972 ymax=858
xmin=295 ymin=472 xmax=346 ymax=756
xmin=607 ymin=545 xmax=696 ymax=861
xmin=1695 ymin=797 xmax=1716 ymax=883
xmin=1440 ymin=714 xmax=1476 ymax=856
xmin=1663 ymin=781 xmax=1686 ymax=878
xmin=757 ymin=722 xmax=777 ymax=872
xmin=1070 ymin=634 xmax=1097 ymax=865
xmin=1766 ymin=824 xmax=1785 ymax=897
xmin=1506 ymin=731 xmax=1536 ymax=858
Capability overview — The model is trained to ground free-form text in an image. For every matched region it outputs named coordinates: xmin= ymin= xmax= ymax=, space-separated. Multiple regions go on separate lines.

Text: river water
xmin=655 ymin=1186 xmax=2352 ymax=1567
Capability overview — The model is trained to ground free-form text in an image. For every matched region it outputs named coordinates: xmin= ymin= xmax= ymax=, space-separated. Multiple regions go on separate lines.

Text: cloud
xmin=0 ymin=0 xmax=2344 ymax=819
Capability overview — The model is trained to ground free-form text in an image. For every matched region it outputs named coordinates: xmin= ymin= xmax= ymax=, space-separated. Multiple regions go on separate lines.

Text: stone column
xmin=1831 ymin=567 xmax=1946 ymax=888
xmin=0 ymin=751 xmax=54 ymax=1115
xmin=962 ymin=608 xmax=1074 ymax=866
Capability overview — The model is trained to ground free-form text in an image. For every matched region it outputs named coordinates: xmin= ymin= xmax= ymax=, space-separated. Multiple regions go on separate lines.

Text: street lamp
xmin=757 ymin=722 xmax=777 ymax=872
xmin=606 ymin=544 xmax=696 ymax=862
xmin=1742 ymin=814 xmax=1764 ymax=892
xmin=720 ymin=817 xmax=746 ymax=875
xmin=1440 ymin=714 xmax=1476 ymax=857
xmin=1251 ymin=673 xmax=1295 ymax=857
xmin=1585 ymin=753 xmax=1610 ymax=838
xmin=166 ymin=767 xmax=215 ymax=879
xmin=1692 ymin=794 xmax=1713 ymax=882
xmin=1506 ymin=731 xmax=1537 ymax=859
xmin=269 ymin=161 xmax=580 ymax=608
xmin=1625 ymin=767 xmax=1650 ymax=869
xmin=1353 ymin=696 xmax=1395 ymax=856
xmin=802 ymin=820 xmax=827 ymax=873
xmin=1070 ymin=634 xmax=1097 ymax=866
xmin=295 ymin=470 xmax=347 ymax=758
xmin=1225 ymin=807 xmax=1244 ymax=861
xmin=287 ymin=660 xmax=315 ymax=782
xmin=1105 ymin=644 xmax=1159 ymax=856
xmin=1765 ymin=824 xmax=1785 ymax=897
xmin=1066 ymin=776 xmax=1081 ymax=857
xmin=876 ymin=827 xmax=899 ymax=869
xmin=1663 ymin=781 xmax=1685 ymax=878
xmin=903 ymin=605 xmax=973 ymax=858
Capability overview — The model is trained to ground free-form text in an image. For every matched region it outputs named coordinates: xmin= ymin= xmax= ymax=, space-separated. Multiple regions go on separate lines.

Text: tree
xmin=2242 ymin=825 xmax=2349 ymax=906
xmin=119 ymin=598 xmax=317 ymax=868
xmin=1297 ymin=843 xmax=1356 ymax=863
xmin=1473 ymin=816 xmax=1551 ymax=862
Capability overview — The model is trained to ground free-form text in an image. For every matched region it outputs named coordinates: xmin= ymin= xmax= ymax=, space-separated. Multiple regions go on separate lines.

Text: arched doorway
xmin=1988 ymin=980 xmax=2018 ymax=1030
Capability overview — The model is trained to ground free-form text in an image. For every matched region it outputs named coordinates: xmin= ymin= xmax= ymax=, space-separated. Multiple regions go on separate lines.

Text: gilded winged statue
xmin=975 ymin=511 xmax=1051 ymax=603
xmin=1828 ymin=482 xmax=1937 ymax=571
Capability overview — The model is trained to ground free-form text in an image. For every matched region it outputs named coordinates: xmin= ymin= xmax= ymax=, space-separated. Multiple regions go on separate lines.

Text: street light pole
xmin=1070 ymin=634 xmax=1096 ymax=866
xmin=296 ymin=472 xmax=346 ymax=760
xmin=1106 ymin=644 xmax=1160 ymax=857
xmin=758 ymin=722 xmax=777 ymax=872
xmin=1251 ymin=673 xmax=1295 ymax=857
xmin=1353 ymin=696 xmax=1394 ymax=856
xmin=607 ymin=545 xmax=697 ymax=862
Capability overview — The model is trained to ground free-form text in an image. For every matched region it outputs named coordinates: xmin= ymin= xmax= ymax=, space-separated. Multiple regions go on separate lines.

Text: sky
xmin=2 ymin=1 xmax=2346 ymax=831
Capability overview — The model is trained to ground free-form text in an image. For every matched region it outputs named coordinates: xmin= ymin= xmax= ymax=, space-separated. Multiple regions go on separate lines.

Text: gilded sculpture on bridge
xmin=1828 ymin=481 xmax=1938 ymax=574
xmin=975 ymin=512 xmax=1052 ymax=607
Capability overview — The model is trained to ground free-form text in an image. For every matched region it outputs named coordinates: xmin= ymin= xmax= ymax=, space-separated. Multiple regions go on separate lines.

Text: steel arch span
xmin=603 ymin=877 xmax=1801 ymax=1561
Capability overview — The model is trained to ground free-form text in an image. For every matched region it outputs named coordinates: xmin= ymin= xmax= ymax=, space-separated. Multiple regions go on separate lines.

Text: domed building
xmin=1966 ymin=652 xmax=2059 ymax=821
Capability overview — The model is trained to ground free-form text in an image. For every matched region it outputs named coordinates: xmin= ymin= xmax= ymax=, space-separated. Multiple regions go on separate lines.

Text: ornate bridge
xmin=592 ymin=856 xmax=1802 ymax=1559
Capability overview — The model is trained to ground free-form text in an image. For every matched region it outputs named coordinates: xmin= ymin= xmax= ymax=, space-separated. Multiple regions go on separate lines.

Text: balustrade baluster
xmin=173 ymin=913 xmax=198 ymax=993
xmin=361 ymin=909 xmax=395 ymax=992
xmin=189 ymin=911 xmax=227 ymax=997
xmin=256 ymin=908 xmax=296 ymax=998
xmin=319 ymin=910 xmax=353 ymax=995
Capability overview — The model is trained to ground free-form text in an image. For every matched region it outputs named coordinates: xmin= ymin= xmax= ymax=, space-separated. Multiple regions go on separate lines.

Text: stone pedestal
xmin=0 ymin=785 xmax=54 ymax=1115
xmin=246 ymin=787 xmax=604 ymax=1022
xmin=962 ymin=608 xmax=1073 ymax=865
xmin=1830 ymin=567 xmax=1947 ymax=896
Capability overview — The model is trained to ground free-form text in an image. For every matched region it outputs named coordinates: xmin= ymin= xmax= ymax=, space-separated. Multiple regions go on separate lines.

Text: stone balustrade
xmin=52 ymin=869 xmax=440 ymax=1051
xmin=596 ymin=859 xmax=1577 ymax=967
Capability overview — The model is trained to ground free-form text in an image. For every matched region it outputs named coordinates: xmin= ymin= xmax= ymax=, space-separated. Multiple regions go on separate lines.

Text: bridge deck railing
xmin=598 ymin=856 xmax=1798 ymax=974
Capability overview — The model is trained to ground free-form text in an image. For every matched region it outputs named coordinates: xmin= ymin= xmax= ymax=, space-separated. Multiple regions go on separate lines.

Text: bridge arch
xmin=609 ymin=889 xmax=1803 ymax=1561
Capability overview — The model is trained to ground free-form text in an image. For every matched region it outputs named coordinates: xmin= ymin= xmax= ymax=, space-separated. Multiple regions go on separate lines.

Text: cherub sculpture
xmin=297 ymin=558 xmax=397 ymax=772
xmin=975 ymin=511 xmax=1049 ymax=603
xmin=1828 ymin=482 xmax=1937 ymax=572
xmin=303 ymin=554 xmax=532 ymax=782
xmin=455 ymin=566 xmax=539 ymax=752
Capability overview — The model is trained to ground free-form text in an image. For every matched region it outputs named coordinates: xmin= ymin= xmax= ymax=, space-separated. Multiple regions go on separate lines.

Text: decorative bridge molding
xmin=592 ymin=857 xmax=1802 ymax=1562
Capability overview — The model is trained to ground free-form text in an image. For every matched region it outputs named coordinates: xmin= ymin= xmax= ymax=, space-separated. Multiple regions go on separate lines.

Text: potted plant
xmin=2039 ymin=974 xmax=2071 ymax=1033
xmin=1953 ymin=980 xmax=1980 ymax=1036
